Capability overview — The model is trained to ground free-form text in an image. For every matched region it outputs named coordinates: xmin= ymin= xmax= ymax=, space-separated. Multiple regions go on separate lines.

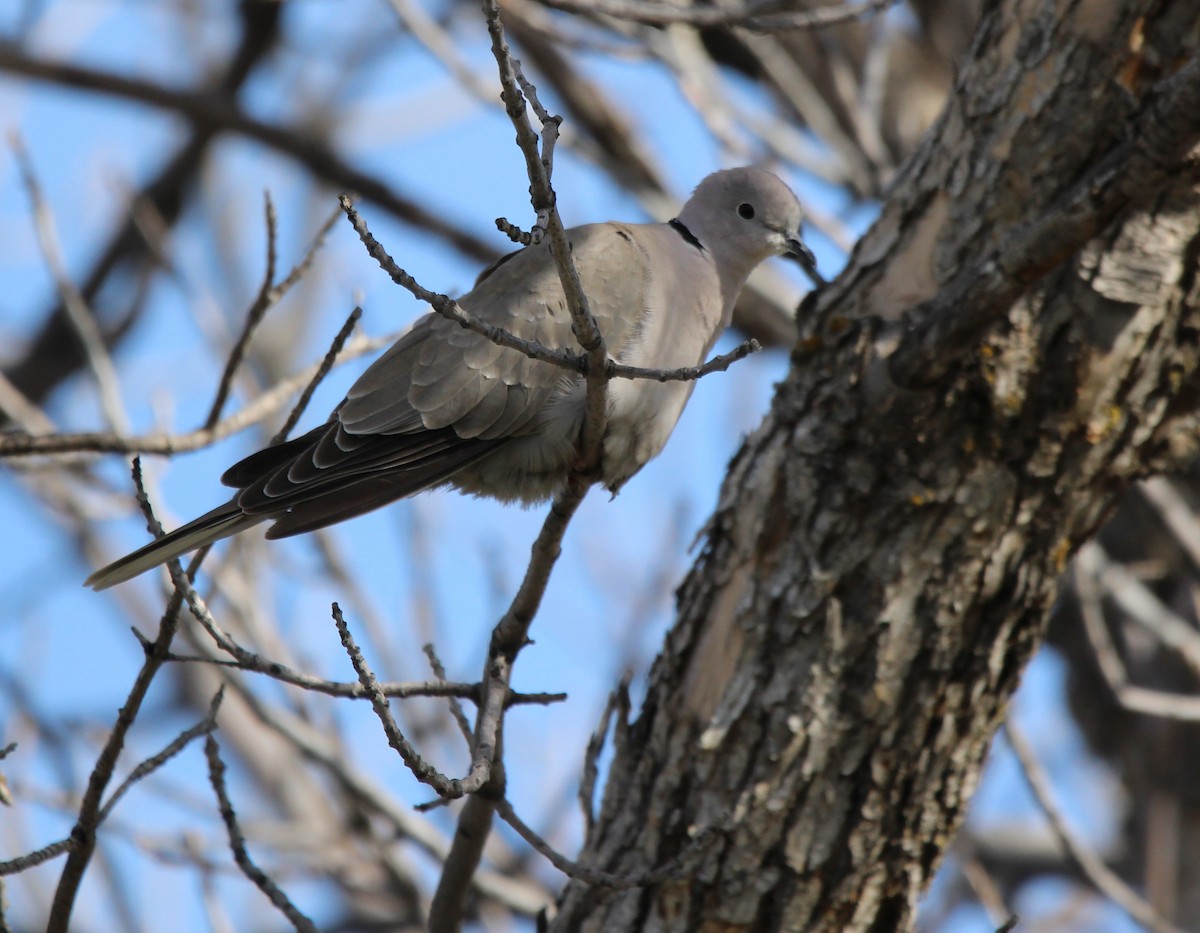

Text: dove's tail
xmin=85 ymin=503 xmax=262 ymax=590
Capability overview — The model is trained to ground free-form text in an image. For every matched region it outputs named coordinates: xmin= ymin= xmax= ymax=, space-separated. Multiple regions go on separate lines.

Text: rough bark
xmin=554 ymin=0 xmax=1200 ymax=929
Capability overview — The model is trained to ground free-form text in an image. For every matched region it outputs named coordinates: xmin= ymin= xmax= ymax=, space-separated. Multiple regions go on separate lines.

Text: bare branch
xmin=143 ymin=600 xmax=565 ymax=705
xmin=223 ymin=676 xmax=552 ymax=916
xmin=205 ymin=200 xmax=344 ymax=433
xmin=0 ymin=369 xmax=56 ymax=434
xmin=496 ymin=796 xmax=713 ymax=888
xmin=10 ymin=133 xmax=129 ymax=434
xmin=415 ymin=24 xmax=617 ymax=890
xmin=956 ymin=846 xmax=1016 ymax=929
xmin=0 ymin=840 xmax=74 ymax=877
xmin=271 ymin=305 xmax=362 ymax=444
xmin=1005 ymin=723 xmax=1185 ymax=933
xmin=1076 ymin=562 xmax=1200 ymax=721
xmin=424 ymin=643 xmax=474 ymax=747
xmin=0 ymin=332 xmax=391 ymax=458
xmin=495 ymin=215 xmax=536 ymax=246
xmin=534 ymin=0 xmax=896 ymax=31
xmin=1139 ymin=476 xmax=1200 ymax=573
xmin=579 ymin=676 xmax=627 ymax=838
xmin=338 ymin=194 xmax=583 ymax=371
xmin=205 ymin=194 xmax=280 ymax=429
xmin=204 ymin=735 xmax=318 ymax=933
xmin=607 ymin=338 xmax=761 ymax=382
xmin=1077 ymin=542 xmax=1200 ymax=676
xmin=428 ymin=462 xmax=596 ymax=929
xmin=333 ymin=603 xmax=467 ymax=797
xmin=0 ymin=44 xmax=498 ymax=263
xmin=483 ymin=6 xmax=610 ymax=471
xmin=1111 ymin=687 xmax=1200 ymax=721
xmin=385 ymin=0 xmax=497 ymax=103
xmin=429 ymin=781 xmax=504 ymax=933
xmin=98 ymin=687 xmax=225 ymax=824
xmin=47 ymin=461 xmax=190 ymax=932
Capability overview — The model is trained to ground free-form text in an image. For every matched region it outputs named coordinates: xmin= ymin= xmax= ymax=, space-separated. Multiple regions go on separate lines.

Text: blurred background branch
xmin=2 ymin=0 xmax=1199 ymax=931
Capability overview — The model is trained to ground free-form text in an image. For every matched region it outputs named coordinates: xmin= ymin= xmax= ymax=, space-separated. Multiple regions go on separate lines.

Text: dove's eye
xmin=737 ymin=203 xmax=755 ymax=220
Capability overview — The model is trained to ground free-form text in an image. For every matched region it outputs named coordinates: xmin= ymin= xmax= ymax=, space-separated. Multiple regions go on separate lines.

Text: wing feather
xmin=223 ymin=221 xmax=657 ymax=525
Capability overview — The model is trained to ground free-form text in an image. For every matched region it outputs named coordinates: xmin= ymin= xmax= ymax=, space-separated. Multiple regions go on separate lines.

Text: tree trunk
xmin=554 ymin=0 xmax=1200 ymax=929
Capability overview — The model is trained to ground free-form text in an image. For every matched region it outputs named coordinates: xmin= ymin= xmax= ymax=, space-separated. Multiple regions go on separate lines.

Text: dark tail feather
xmin=84 ymin=502 xmax=261 ymax=590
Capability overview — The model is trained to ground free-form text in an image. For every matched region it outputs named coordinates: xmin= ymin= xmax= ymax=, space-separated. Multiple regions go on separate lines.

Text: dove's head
xmin=677 ymin=167 xmax=814 ymax=281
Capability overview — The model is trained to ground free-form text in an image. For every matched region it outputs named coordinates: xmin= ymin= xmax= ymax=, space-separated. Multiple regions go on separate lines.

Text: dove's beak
xmin=784 ymin=235 xmax=824 ymax=287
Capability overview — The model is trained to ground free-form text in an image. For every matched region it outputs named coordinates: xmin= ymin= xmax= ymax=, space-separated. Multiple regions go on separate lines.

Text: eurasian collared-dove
xmin=86 ymin=167 xmax=812 ymax=589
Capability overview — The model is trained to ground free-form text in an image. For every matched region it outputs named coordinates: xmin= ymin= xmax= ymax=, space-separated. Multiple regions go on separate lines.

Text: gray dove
xmin=86 ymin=167 xmax=812 ymax=589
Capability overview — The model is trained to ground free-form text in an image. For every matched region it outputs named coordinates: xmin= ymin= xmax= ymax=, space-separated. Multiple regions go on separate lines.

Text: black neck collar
xmin=669 ymin=218 xmax=705 ymax=252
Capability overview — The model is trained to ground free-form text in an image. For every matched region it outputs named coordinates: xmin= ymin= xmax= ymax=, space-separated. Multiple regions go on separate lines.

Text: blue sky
xmin=0 ymin=1 xmax=1134 ymax=930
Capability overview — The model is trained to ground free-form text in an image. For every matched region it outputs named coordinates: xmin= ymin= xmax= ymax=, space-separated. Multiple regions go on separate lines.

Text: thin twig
xmin=131 ymin=457 xmax=216 ymax=595
xmin=0 ymin=369 xmax=56 ymax=434
xmin=537 ymin=0 xmax=896 ymax=31
xmin=607 ymin=339 xmax=761 ymax=381
xmin=0 ymin=332 xmax=392 ymax=457
xmin=957 ymin=847 xmax=1015 ymax=929
xmin=0 ymin=840 xmax=74 ymax=877
xmin=10 ymin=133 xmax=129 ymax=434
xmin=205 ymin=193 xmax=279 ymax=429
xmin=385 ymin=0 xmax=498 ymax=102
xmin=277 ymin=204 xmax=343 ymax=297
xmin=222 ymin=676 xmax=551 ymax=916
xmin=207 ymin=200 xmax=346 ymax=437
xmin=1108 ymin=686 xmax=1200 ymax=721
xmin=97 ymin=687 xmax=225 ymax=824
xmin=272 ymin=305 xmax=362 ymax=444
xmin=734 ymin=26 xmax=872 ymax=190
xmin=1140 ymin=477 xmax=1200 ymax=573
xmin=333 ymin=604 xmax=465 ymax=797
xmin=0 ymin=44 xmax=499 ymax=263
xmin=204 ymin=735 xmax=318 ymax=933
xmin=424 ymin=644 xmax=474 ymax=747
xmin=1004 ymin=722 xmax=1185 ymax=933
xmin=496 ymin=797 xmax=713 ymax=888
xmin=141 ymin=613 xmax=564 ymax=704
xmin=1075 ymin=556 xmax=1200 ymax=721
xmin=579 ymin=676 xmax=627 ymax=838
xmin=500 ymin=0 xmax=651 ymax=58
xmin=1077 ymin=542 xmax=1200 ymax=676
xmin=338 ymin=194 xmax=582 ymax=371
xmin=1074 ymin=557 xmax=1129 ymax=689
xmin=487 ymin=486 xmax=587 ymax=670
xmin=495 ymin=215 xmax=535 ymax=246
xmin=483 ymin=13 xmax=610 ymax=472
xmin=46 ymin=461 xmax=189 ymax=932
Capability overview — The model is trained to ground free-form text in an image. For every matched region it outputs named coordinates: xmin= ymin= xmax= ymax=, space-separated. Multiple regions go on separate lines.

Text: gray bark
xmin=554 ymin=0 xmax=1200 ymax=929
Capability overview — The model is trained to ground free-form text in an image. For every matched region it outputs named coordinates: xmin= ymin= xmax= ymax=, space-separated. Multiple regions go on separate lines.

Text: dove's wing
xmin=226 ymin=221 xmax=656 ymax=536
xmin=85 ymin=167 xmax=810 ymax=590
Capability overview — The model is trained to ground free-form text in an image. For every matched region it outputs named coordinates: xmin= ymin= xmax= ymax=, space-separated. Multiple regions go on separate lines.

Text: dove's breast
xmin=599 ymin=224 xmax=725 ymax=494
